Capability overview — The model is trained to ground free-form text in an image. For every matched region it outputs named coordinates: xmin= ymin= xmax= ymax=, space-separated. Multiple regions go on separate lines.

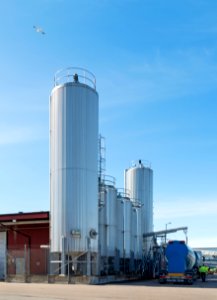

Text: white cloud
xmin=154 ymin=196 xmax=217 ymax=247
xmin=189 ymin=236 xmax=217 ymax=248
xmin=154 ymin=197 xmax=217 ymax=220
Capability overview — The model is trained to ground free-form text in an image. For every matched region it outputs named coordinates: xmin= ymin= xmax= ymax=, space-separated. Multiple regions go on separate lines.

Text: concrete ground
xmin=1 ymin=275 xmax=217 ymax=300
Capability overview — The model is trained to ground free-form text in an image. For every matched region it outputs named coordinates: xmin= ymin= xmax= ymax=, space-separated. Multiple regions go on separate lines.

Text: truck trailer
xmin=159 ymin=240 xmax=198 ymax=284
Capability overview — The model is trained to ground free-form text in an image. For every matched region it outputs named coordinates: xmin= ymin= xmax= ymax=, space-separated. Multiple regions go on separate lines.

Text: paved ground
xmin=0 ymin=275 xmax=217 ymax=300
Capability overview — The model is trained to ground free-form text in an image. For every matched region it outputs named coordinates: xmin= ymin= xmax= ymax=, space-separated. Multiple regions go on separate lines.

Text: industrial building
xmin=0 ymin=67 xmax=154 ymax=283
xmin=0 ymin=211 xmax=49 ymax=281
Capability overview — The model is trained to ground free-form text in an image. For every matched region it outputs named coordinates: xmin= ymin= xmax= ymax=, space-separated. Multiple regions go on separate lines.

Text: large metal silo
xmin=50 ymin=68 xmax=99 ymax=270
xmin=124 ymin=160 xmax=153 ymax=254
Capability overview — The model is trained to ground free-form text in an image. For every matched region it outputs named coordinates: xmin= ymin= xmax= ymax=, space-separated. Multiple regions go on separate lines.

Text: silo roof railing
xmin=100 ymin=174 xmax=116 ymax=187
xmin=130 ymin=159 xmax=152 ymax=169
xmin=117 ymin=188 xmax=131 ymax=199
xmin=54 ymin=67 xmax=96 ymax=90
xmin=131 ymin=199 xmax=142 ymax=208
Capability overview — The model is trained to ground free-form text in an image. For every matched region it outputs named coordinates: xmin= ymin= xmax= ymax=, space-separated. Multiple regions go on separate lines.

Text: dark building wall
xmin=7 ymin=223 xmax=49 ymax=275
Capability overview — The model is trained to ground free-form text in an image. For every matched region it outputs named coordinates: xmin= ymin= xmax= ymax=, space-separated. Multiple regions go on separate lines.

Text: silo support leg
xmin=87 ymin=251 xmax=91 ymax=276
xmin=60 ymin=237 xmax=66 ymax=276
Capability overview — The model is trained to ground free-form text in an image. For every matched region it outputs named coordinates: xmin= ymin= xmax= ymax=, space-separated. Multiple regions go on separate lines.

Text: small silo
xmin=117 ymin=190 xmax=134 ymax=273
xmin=105 ymin=181 xmax=117 ymax=258
xmin=136 ymin=206 xmax=142 ymax=259
xmin=50 ymin=67 xmax=99 ymax=275
xmin=123 ymin=198 xmax=132 ymax=259
xmin=99 ymin=188 xmax=107 ymax=258
xmin=124 ymin=160 xmax=153 ymax=255
xmin=131 ymin=207 xmax=137 ymax=257
xmin=98 ymin=176 xmax=118 ymax=274
xmin=116 ymin=196 xmax=124 ymax=259
xmin=131 ymin=203 xmax=142 ymax=260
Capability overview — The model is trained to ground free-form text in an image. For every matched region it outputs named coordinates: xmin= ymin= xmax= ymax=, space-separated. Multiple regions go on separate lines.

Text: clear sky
xmin=0 ymin=0 xmax=217 ymax=247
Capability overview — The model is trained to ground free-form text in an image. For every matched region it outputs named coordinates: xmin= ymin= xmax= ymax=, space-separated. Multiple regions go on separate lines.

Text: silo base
xmin=48 ymin=274 xmax=142 ymax=285
xmin=50 ymin=251 xmax=98 ymax=277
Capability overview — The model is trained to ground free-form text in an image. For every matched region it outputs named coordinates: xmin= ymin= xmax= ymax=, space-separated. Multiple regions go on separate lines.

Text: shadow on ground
xmin=117 ymin=274 xmax=217 ymax=289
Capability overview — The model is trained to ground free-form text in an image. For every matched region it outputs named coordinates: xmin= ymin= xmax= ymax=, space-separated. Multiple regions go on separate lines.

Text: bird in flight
xmin=33 ymin=26 xmax=45 ymax=35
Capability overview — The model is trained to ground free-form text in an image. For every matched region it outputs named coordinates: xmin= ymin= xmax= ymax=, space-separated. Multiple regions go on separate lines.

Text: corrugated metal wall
xmin=0 ymin=231 xmax=6 ymax=279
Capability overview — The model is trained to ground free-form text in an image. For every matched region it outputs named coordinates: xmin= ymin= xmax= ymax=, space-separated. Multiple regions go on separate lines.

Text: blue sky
xmin=0 ymin=0 xmax=217 ymax=247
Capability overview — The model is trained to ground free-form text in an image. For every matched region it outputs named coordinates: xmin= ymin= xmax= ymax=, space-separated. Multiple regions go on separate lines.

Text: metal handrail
xmin=54 ymin=67 xmax=96 ymax=90
xmin=100 ymin=174 xmax=116 ymax=187
xmin=55 ymin=67 xmax=95 ymax=79
xmin=130 ymin=159 xmax=152 ymax=169
xmin=117 ymin=188 xmax=131 ymax=198
xmin=131 ymin=200 xmax=142 ymax=208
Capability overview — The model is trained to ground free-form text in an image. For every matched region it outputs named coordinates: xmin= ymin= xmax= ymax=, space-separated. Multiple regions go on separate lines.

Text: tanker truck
xmin=159 ymin=240 xmax=198 ymax=284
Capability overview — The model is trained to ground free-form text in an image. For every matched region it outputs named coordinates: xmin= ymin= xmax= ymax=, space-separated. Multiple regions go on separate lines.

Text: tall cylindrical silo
xmin=106 ymin=184 xmax=117 ymax=257
xmin=116 ymin=196 xmax=124 ymax=258
xmin=98 ymin=176 xmax=117 ymax=258
xmin=131 ymin=207 xmax=137 ymax=256
xmin=123 ymin=197 xmax=132 ymax=259
xmin=131 ymin=204 xmax=142 ymax=260
xmin=136 ymin=206 xmax=142 ymax=259
xmin=50 ymin=68 xmax=99 ymax=260
xmin=99 ymin=189 xmax=107 ymax=257
xmin=98 ymin=175 xmax=118 ymax=275
xmin=124 ymin=160 xmax=153 ymax=254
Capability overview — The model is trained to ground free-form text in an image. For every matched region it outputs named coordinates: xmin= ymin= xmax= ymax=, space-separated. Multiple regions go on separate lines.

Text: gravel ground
xmin=0 ymin=275 xmax=217 ymax=300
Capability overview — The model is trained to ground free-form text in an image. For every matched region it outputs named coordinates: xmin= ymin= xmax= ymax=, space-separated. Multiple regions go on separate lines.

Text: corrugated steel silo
xmin=116 ymin=196 xmax=124 ymax=258
xmin=136 ymin=206 xmax=142 ymax=259
xmin=124 ymin=160 xmax=153 ymax=254
xmin=123 ymin=197 xmax=132 ymax=259
xmin=98 ymin=176 xmax=117 ymax=258
xmin=99 ymin=189 xmax=107 ymax=257
xmin=105 ymin=183 xmax=117 ymax=257
xmin=50 ymin=68 xmax=99 ymax=256
xmin=131 ymin=204 xmax=142 ymax=259
xmin=131 ymin=206 xmax=137 ymax=256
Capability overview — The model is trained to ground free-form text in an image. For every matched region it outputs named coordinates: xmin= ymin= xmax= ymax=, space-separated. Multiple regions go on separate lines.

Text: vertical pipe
xmin=123 ymin=202 xmax=125 ymax=274
xmin=87 ymin=237 xmax=91 ymax=276
xmin=67 ymin=241 xmax=70 ymax=283
xmin=47 ymin=248 xmax=50 ymax=276
xmin=24 ymin=244 xmax=26 ymax=280
xmin=61 ymin=236 xmax=65 ymax=276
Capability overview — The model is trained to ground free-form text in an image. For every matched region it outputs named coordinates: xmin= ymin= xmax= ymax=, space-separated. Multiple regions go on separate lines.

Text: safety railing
xmin=54 ymin=67 xmax=96 ymax=90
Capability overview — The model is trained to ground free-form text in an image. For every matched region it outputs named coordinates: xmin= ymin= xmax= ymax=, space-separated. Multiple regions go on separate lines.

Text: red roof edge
xmin=0 ymin=211 xmax=50 ymax=222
